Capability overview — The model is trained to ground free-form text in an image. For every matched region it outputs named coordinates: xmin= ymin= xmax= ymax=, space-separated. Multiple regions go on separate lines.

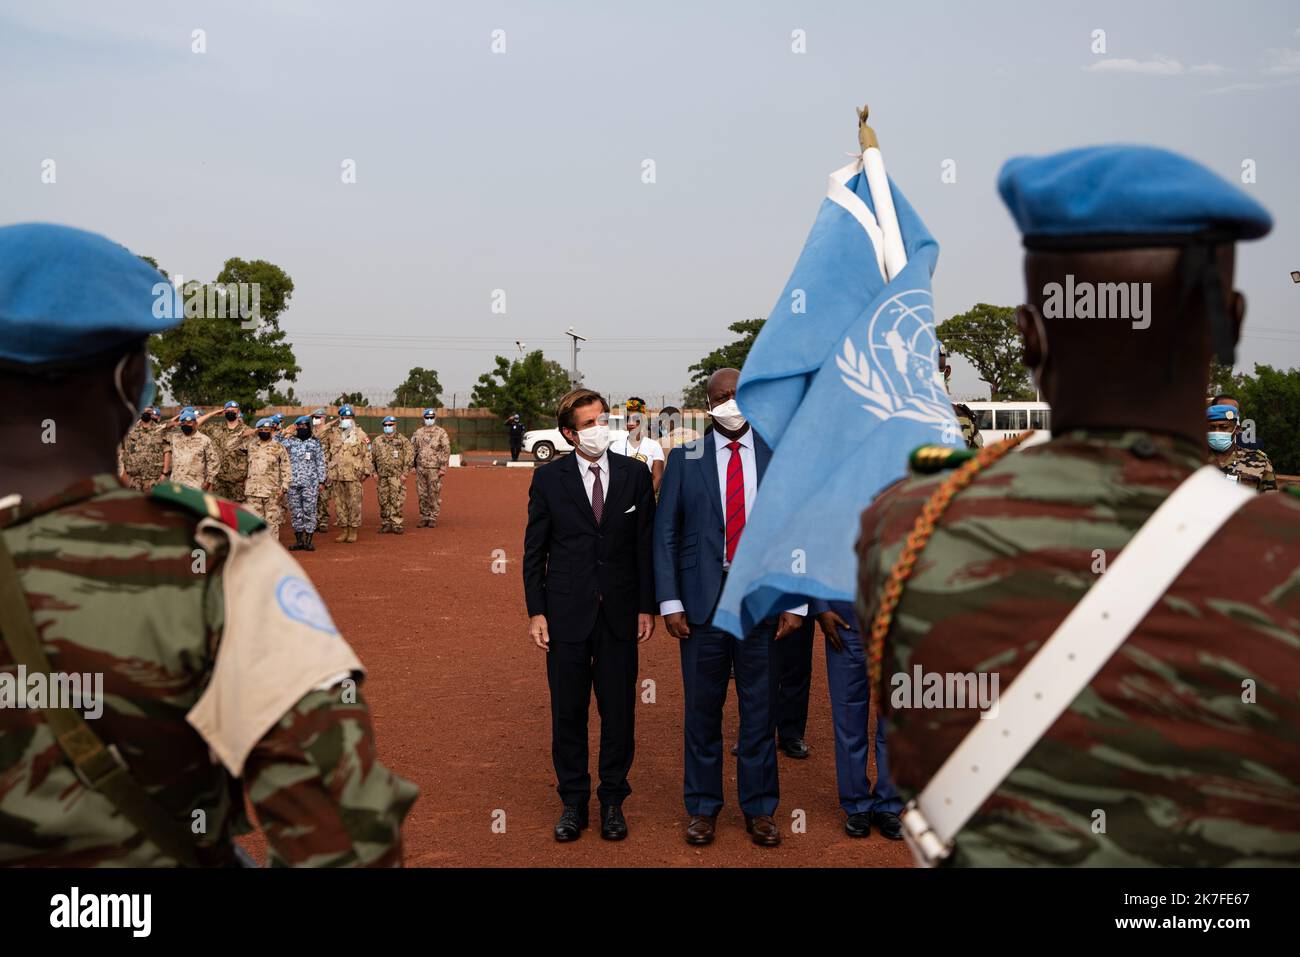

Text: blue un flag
xmin=712 ymin=157 xmax=959 ymax=639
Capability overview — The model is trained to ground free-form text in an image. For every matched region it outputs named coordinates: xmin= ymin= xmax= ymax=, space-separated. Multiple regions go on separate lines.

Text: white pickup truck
xmin=522 ymin=415 xmax=628 ymax=462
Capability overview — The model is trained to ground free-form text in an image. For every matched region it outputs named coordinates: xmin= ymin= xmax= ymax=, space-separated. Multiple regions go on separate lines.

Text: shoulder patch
xmin=150 ymin=483 xmax=267 ymax=534
xmin=909 ymin=444 xmax=974 ymax=474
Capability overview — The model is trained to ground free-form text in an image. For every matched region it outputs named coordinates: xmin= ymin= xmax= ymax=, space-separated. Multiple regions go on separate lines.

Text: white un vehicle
xmin=963 ymin=400 xmax=1052 ymax=449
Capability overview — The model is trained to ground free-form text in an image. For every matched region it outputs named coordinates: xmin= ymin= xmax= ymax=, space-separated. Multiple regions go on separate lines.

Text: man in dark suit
xmin=523 ymin=389 xmax=656 ymax=842
xmin=654 ymin=368 xmax=805 ymax=848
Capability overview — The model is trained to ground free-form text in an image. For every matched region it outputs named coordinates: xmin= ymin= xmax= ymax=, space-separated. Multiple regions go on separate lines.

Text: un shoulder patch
xmin=150 ymin=483 xmax=267 ymax=534
xmin=909 ymin=444 xmax=974 ymax=474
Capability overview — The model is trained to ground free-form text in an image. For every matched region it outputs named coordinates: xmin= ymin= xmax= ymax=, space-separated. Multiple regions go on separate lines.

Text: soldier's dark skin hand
xmin=775 ymin=611 xmax=803 ymax=640
xmin=816 ymin=609 xmax=849 ymax=653
xmin=664 ymin=612 xmax=691 ymax=640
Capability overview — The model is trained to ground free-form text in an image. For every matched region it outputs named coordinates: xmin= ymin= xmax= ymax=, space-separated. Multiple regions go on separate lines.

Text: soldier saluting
xmin=0 ymin=223 xmax=416 ymax=866
xmin=857 ymin=147 xmax=1300 ymax=866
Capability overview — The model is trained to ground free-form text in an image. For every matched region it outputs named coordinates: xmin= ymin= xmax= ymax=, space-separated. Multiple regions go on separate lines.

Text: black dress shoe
xmin=780 ymin=737 xmax=811 ymax=759
xmin=844 ymin=812 xmax=872 ymax=838
xmin=871 ymin=809 xmax=903 ymax=841
xmin=685 ymin=814 xmax=717 ymax=845
xmin=600 ymin=804 xmax=628 ymax=841
xmin=554 ymin=805 xmax=588 ymax=842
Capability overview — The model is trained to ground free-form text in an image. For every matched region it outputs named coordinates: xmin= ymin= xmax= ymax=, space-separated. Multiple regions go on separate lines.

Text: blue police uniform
xmin=280 ymin=415 xmax=326 ymax=545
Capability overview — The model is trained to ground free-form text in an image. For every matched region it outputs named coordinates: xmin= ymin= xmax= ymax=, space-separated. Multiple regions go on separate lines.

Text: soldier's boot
xmin=335 ymin=528 xmax=350 ymax=543
xmin=303 ymin=532 xmax=315 ymax=552
xmin=289 ymin=530 xmax=304 ymax=551
xmin=346 ymin=527 xmax=358 ymax=543
xmin=393 ymin=524 xmax=405 ymax=535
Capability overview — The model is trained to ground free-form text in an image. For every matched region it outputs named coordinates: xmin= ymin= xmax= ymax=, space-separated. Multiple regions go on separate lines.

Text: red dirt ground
xmin=242 ymin=466 xmax=911 ymax=868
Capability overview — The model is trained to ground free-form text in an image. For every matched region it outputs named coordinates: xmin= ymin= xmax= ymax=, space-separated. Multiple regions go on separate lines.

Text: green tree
xmin=148 ymin=258 xmax=299 ymax=409
xmin=334 ymin=391 xmax=370 ymax=407
xmin=267 ymin=385 xmax=298 ymax=405
xmin=392 ymin=367 xmax=443 ymax=407
xmin=1238 ymin=365 xmax=1300 ymax=475
xmin=1208 ymin=358 xmax=1246 ymax=399
xmin=682 ymin=318 xmax=766 ymax=408
xmin=936 ymin=304 xmax=1035 ymax=400
xmin=470 ymin=350 xmax=572 ymax=428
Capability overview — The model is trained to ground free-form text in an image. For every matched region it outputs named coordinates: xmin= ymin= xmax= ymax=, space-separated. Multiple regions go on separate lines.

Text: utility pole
xmin=565 ymin=326 xmax=586 ymax=389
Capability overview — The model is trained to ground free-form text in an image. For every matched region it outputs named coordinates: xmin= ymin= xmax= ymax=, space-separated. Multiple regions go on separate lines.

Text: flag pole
xmin=857 ymin=105 xmax=908 ymax=280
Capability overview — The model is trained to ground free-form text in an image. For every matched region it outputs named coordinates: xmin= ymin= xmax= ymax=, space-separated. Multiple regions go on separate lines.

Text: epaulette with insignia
xmin=909 ymin=444 xmax=974 ymax=474
xmin=149 ymin=483 xmax=267 ymax=534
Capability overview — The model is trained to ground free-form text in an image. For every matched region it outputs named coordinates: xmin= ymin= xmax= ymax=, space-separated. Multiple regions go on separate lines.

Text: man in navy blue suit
xmin=523 ymin=389 xmax=657 ymax=843
xmin=811 ymin=600 xmax=904 ymax=839
xmin=654 ymin=368 xmax=805 ymax=847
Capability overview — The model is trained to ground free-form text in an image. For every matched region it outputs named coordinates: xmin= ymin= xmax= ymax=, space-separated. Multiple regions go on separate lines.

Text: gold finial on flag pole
xmin=856 ymin=104 xmax=879 ymax=152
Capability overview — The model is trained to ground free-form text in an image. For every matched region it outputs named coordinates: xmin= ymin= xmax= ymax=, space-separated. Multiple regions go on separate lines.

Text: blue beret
xmin=270 ymin=413 xmax=283 ymax=424
xmin=423 ymin=408 xmax=436 ymax=416
xmin=0 ymin=223 xmax=183 ymax=366
xmin=338 ymin=404 xmax=354 ymax=416
xmin=382 ymin=415 xmax=396 ymax=424
xmin=1207 ymin=404 xmax=1239 ymax=422
xmin=223 ymin=400 xmax=239 ymax=410
xmin=998 ymin=146 xmax=1272 ymax=246
xmin=255 ymin=417 xmax=273 ymax=427
xmin=179 ymin=409 xmax=197 ymax=422
xmin=294 ymin=415 xmax=311 ymax=425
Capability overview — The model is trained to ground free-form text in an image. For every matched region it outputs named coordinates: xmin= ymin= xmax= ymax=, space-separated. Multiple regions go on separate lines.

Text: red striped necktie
xmin=725 ymin=441 xmax=745 ymax=562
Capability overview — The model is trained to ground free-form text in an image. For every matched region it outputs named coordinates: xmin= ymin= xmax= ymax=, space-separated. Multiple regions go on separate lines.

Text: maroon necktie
xmin=590 ymin=464 xmax=604 ymax=524
xmin=725 ymin=441 xmax=745 ymax=562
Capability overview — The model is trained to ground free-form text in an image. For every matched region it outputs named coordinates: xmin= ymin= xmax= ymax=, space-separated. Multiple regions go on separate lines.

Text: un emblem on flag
xmin=836 ymin=289 xmax=953 ymax=428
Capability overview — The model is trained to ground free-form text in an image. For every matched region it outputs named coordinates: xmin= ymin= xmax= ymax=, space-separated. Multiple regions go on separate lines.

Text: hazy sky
xmin=3 ymin=0 xmax=1297 ymax=406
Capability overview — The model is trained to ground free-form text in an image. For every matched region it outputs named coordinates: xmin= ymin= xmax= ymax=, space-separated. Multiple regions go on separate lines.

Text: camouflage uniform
xmin=169 ymin=431 xmax=218 ymax=490
xmin=411 ymin=424 xmax=450 ymax=526
xmin=316 ymin=422 xmax=340 ymax=532
xmin=953 ymin=403 xmax=983 ymax=450
xmin=0 ymin=475 xmax=418 ymax=866
xmin=856 ymin=430 xmax=1300 ymax=866
xmin=329 ymin=426 xmax=372 ymax=529
xmin=372 ymin=431 xmax=414 ymax=531
xmin=1214 ymin=445 xmax=1276 ymax=492
xmin=202 ymin=419 xmax=251 ymax=503
xmin=243 ymin=437 xmax=291 ymax=538
xmin=117 ymin=420 xmax=167 ymax=491
xmin=281 ymin=434 xmax=326 ymax=532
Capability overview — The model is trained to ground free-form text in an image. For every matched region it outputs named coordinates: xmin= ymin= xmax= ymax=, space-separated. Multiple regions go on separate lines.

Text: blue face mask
xmin=1207 ymin=431 xmax=1234 ymax=452
xmin=383 ymin=425 xmax=395 ymax=434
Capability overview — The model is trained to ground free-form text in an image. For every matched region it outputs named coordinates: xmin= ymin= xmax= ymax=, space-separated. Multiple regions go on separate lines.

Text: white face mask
xmin=708 ymin=398 xmax=746 ymax=432
xmin=423 ymin=417 xmax=435 ymax=426
xmin=312 ymin=417 xmax=324 ymax=427
xmin=572 ymin=424 xmax=610 ymax=457
xmin=340 ymin=418 xmax=354 ymax=430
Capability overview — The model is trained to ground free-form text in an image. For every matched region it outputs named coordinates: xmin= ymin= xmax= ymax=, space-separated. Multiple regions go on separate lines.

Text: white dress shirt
xmin=574 ymin=450 xmax=610 ymax=506
xmin=659 ymin=428 xmax=805 ymax=619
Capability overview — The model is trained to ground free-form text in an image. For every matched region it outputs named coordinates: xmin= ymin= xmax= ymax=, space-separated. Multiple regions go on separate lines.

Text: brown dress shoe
xmin=745 ymin=814 xmax=782 ymax=847
xmin=685 ymin=814 xmax=717 ymax=846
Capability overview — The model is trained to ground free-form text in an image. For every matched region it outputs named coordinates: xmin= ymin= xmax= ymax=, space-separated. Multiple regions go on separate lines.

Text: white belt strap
xmin=902 ymin=465 xmax=1255 ymax=866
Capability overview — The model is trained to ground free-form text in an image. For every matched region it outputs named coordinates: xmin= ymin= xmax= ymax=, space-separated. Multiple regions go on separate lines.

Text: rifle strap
xmin=0 ymin=530 xmax=202 ymax=867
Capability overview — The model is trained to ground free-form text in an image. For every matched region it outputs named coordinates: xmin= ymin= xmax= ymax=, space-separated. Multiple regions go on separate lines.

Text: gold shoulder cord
xmin=868 ymin=433 xmax=1029 ymax=693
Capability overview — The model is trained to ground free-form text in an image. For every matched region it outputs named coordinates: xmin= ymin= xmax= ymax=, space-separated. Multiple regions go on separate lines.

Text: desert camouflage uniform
xmin=372 ymin=431 xmax=414 ymax=530
xmin=857 ymin=430 xmax=1300 ymax=866
xmin=202 ymin=419 xmax=252 ymax=502
xmin=281 ymin=434 xmax=326 ymax=532
xmin=952 ymin=403 xmax=983 ymax=450
xmin=169 ymin=431 xmax=218 ymax=490
xmin=0 ymin=475 xmax=418 ymax=866
xmin=316 ymin=422 xmax=340 ymax=531
xmin=243 ymin=438 xmax=291 ymax=538
xmin=118 ymin=419 xmax=167 ymax=491
xmin=330 ymin=427 xmax=372 ymax=528
xmin=1214 ymin=445 xmax=1276 ymax=492
xmin=411 ymin=424 xmax=450 ymax=525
